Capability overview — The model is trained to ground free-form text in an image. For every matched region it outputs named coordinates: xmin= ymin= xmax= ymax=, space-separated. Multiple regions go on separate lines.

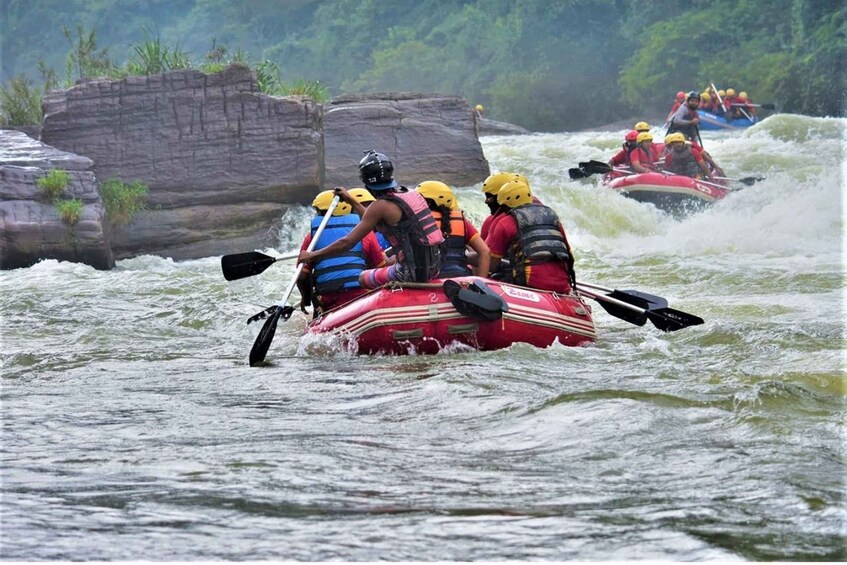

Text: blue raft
xmin=698 ymin=110 xmax=757 ymax=131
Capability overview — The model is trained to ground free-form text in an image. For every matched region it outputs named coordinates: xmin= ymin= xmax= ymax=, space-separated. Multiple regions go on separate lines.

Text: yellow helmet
xmin=726 ymin=88 xmax=736 ymax=96
xmin=718 ymin=89 xmax=726 ymax=97
xmin=701 ymin=92 xmax=711 ymax=102
xmin=739 ymin=91 xmax=748 ymax=100
xmin=637 ymin=131 xmax=653 ymax=143
xmin=634 ymin=121 xmax=650 ymax=132
xmin=474 ymin=104 xmax=484 ymax=111
xmin=482 ymin=172 xmax=520 ymax=196
xmin=348 ymin=187 xmax=375 ymax=204
xmin=664 ymin=132 xmax=686 ymax=144
xmin=312 ymin=190 xmax=352 ymax=216
xmin=497 ymin=179 xmax=533 ymax=208
xmin=415 ymin=180 xmax=455 ymax=209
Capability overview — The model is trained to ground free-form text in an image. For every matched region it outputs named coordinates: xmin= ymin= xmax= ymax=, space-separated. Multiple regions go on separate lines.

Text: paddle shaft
xmin=579 ymin=288 xmax=647 ymax=316
xmin=276 ymin=196 xmax=340 ymax=308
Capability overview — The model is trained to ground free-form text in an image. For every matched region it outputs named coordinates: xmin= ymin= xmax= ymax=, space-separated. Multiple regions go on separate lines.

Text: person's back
xmin=298 ymin=190 xmax=386 ymax=314
xmin=348 ymin=188 xmax=391 ymax=251
xmin=485 ymin=180 xmax=575 ymax=294
xmin=297 ymin=150 xmax=443 ymax=289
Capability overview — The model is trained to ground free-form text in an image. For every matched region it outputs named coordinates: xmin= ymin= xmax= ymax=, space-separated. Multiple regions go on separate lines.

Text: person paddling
xmin=630 ymin=132 xmax=662 ymax=173
xmin=416 ymin=180 xmax=491 ymax=278
xmin=484 ymin=180 xmax=576 ymax=294
xmin=667 ymin=91 xmax=702 ymax=140
xmin=298 ymin=150 xmax=444 ymax=289
xmin=663 ymin=133 xmax=715 ymax=181
xmin=608 ymin=130 xmax=639 ymax=169
xmin=296 ymin=190 xmax=387 ymax=315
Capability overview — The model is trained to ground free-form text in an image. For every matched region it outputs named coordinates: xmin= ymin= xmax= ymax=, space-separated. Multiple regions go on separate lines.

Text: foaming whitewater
xmin=476 ymin=114 xmax=844 ymax=264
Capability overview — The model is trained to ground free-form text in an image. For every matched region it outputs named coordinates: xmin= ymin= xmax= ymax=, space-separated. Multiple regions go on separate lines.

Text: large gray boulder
xmin=4 ymin=68 xmax=491 ymax=269
xmin=324 ymin=93 xmax=489 ymax=188
xmin=40 ymin=64 xmax=323 ymax=260
xmin=0 ymin=129 xmax=113 ymax=270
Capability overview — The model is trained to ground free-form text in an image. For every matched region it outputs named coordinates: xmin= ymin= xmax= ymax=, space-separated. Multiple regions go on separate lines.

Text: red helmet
xmin=676 ymin=90 xmax=686 ymax=100
xmin=625 ymin=130 xmax=639 ymax=142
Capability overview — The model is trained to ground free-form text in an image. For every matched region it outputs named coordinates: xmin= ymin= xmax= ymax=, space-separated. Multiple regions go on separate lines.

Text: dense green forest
xmin=1 ymin=0 xmax=844 ymax=130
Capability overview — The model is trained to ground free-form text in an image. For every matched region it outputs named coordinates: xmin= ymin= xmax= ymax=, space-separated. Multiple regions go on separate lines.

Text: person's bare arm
xmin=468 ymin=236 xmax=490 ymax=277
xmin=298 ymin=200 xmax=395 ymax=263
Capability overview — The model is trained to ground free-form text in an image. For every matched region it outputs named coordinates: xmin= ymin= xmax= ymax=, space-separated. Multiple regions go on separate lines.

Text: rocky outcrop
xmin=40 ymin=64 xmax=323 ymax=260
xmin=324 ymin=93 xmax=489 ymax=188
xmin=0 ymin=129 xmax=113 ymax=269
xmin=1 ymin=67 xmax=491 ymax=269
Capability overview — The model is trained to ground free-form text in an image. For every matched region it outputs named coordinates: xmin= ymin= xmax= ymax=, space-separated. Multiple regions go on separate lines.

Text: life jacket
xmin=432 ymin=209 xmax=471 ymax=277
xmin=310 ymin=214 xmax=366 ymax=294
xmin=506 ymin=204 xmax=572 ymax=287
xmin=377 ymin=187 xmax=444 ymax=281
xmin=631 ymin=145 xmax=660 ymax=170
xmin=666 ymin=147 xmax=701 ymax=178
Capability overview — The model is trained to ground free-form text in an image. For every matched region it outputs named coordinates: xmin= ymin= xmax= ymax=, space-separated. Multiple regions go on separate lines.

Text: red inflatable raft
xmin=306 ymin=276 xmax=596 ymax=355
xmin=603 ymin=171 xmax=729 ymax=215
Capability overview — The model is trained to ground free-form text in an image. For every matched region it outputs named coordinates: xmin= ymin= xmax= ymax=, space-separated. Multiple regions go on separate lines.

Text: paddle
xmin=246 ymin=195 xmax=341 ymax=366
xmin=578 ymin=282 xmax=668 ymax=310
xmin=569 ymin=160 xmax=613 ymax=179
xmin=221 ymin=251 xmax=298 ymax=281
xmin=732 ymin=102 xmax=775 ymax=110
xmin=568 ymin=166 xmax=590 ymax=179
xmin=577 ymin=285 xmax=704 ymax=332
xmin=712 ymin=175 xmax=766 ymax=186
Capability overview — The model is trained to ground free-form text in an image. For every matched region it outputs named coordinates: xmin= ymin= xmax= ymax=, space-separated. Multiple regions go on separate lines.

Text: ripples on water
xmin=1 ymin=115 xmax=845 ymax=560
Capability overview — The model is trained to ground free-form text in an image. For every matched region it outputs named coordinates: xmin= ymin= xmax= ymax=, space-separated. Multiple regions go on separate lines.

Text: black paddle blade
xmin=222 ymin=252 xmax=276 ymax=281
xmin=612 ymin=289 xmax=669 ymax=310
xmin=738 ymin=176 xmax=766 ymax=186
xmin=594 ymin=298 xmax=648 ymax=327
xmin=585 ymin=160 xmax=613 ymax=175
xmin=645 ymin=307 xmax=704 ymax=332
xmin=759 ymin=103 xmax=776 ymax=110
xmin=569 ymin=167 xmax=589 ymax=180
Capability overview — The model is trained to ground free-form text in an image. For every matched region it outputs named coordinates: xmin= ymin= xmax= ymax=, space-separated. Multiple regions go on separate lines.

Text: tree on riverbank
xmin=2 ymin=0 xmax=843 ymax=130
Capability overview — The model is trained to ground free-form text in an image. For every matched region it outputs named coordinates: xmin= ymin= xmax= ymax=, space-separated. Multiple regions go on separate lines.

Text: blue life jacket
xmin=311 ymin=214 xmax=365 ymax=294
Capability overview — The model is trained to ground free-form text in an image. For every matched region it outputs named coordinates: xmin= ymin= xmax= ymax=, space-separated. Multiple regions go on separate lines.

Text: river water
xmin=1 ymin=114 xmax=844 ymax=560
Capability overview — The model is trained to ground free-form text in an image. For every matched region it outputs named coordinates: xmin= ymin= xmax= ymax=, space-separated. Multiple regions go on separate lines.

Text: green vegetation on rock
xmin=99 ymin=178 xmax=149 ymax=225
xmin=37 ymin=169 xmax=70 ymax=200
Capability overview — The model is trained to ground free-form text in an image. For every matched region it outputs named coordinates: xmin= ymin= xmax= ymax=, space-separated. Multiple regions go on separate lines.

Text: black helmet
xmin=358 ymin=150 xmax=398 ymax=191
xmin=687 ymin=90 xmax=701 ymax=100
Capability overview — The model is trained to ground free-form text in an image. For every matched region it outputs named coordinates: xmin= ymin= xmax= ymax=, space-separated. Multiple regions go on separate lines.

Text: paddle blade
xmin=222 ymin=252 xmax=276 ymax=281
xmin=585 ymin=160 xmax=613 ymax=175
xmin=249 ymin=306 xmax=283 ymax=366
xmin=646 ymin=307 xmax=704 ymax=332
xmin=612 ymin=289 xmax=669 ymax=310
xmin=738 ymin=176 xmax=766 ymax=186
xmin=759 ymin=103 xmax=776 ymax=110
xmin=594 ymin=297 xmax=648 ymax=327
xmin=569 ymin=167 xmax=589 ymax=179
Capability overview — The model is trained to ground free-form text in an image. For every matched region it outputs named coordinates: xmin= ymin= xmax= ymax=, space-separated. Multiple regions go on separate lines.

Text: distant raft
xmin=602 ymin=171 xmax=730 ymax=216
xmin=698 ymin=110 xmax=758 ymax=130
